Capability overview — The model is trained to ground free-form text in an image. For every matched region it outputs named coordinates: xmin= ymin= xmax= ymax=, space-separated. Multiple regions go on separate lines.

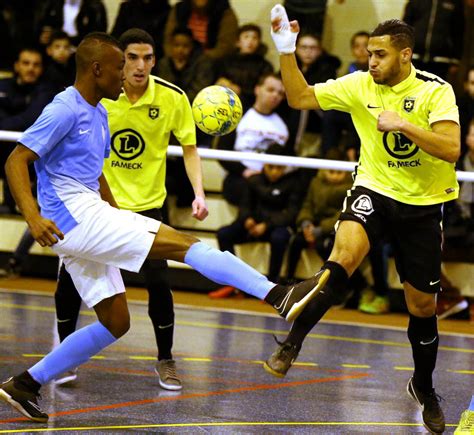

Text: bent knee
xmin=102 ymin=316 xmax=130 ymax=338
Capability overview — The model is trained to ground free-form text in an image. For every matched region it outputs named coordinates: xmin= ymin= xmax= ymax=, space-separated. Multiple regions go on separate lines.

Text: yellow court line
xmin=182 ymin=357 xmax=212 ymax=362
xmin=394 ymin=366 xmax=414 ymax=371
xmin=1 ymin=302 xmax=472 ymax=354
xmin=129 ymin=356 xmax=156 ymax=361
xmin=447 ymin=369 xmax=474 ymax=375
xmin=341 ymin=364 xmax=371 ymax=369
xmin=0 ymin=421 xmax=457 ymax=433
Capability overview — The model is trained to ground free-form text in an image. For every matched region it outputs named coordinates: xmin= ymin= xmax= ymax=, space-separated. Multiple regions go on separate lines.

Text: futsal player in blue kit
xmin=0 ymin=32 xmax=328 ymax=423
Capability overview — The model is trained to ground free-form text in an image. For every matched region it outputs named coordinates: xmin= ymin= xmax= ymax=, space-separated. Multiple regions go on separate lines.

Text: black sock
xmin=55 ymin=265 xmax=82 ymax=342
xmin=407 ymin=314 xmax=438 ymax=393
xmin=15 ymin=371 xmax=41 ymax=393
xmin=286 ymin=261 xmax=349 ymax=347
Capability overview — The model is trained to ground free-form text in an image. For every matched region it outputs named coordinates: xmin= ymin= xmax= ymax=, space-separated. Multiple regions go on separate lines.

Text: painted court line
xmin=0 ymin=373 xmax=369 ymax=424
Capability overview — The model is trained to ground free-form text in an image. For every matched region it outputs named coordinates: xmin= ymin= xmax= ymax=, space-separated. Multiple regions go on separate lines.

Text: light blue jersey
xmin=19 ymin=86 xmax=110 ymax=234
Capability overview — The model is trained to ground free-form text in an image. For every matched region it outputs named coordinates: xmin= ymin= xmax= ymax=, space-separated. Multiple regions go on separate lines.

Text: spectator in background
xmin=0 ymin=47 xmax=55 ymax=214
xmin=458 ymin=66 xmax=474 ymax=156
xmin=215 ymin=23 xmax=274 ymax=111
xmin=321 ymin=31 xmax=369 ymax=161
xmin=458 ymin=118 xmax=474 ymax=227
xmin=285 ymin=32 xmax=340 ymax=158
xmin=35 ymin=0 xmax=107 ymax=47
xmin=111 ymin=0 xmax=171 ymax=61
xmin=210 ymin=144 xmax=301 ymax=298
xmin=284 ymin=0 xmax=344 ymax=36
xmin=217 ymin=72 xmax=289 ymax=206
xmin=163 ymin=0 xmax=238 ymax=61
xmin=403 ymin=0 xmax=464 ymax=82
xmin=157 ymin=27 xmax=214 ymax=105
xmin=42 ymin=31 xmax=75 ymax=94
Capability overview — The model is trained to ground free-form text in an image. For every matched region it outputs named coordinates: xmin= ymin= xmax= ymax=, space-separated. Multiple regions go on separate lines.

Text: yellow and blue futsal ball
xmin=192 ymin=85 xmax=243 ymax=136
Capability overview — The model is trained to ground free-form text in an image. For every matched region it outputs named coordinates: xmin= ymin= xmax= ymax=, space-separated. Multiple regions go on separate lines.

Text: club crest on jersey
xmin=351 ymin=195 xmax=374 ymax=215
xmin=403 ymin=97 xmax=415 ymax=113
xmin=149 ymin=107 xmax=160 ymax=120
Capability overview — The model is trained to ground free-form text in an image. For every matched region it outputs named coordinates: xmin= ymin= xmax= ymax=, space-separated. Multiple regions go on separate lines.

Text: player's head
xmin=76 ymin=32 xmax=124 ymax=101
xmin=254 ymin=72 xmax=285 ymax=114
xmin=119 ymin=28 xmax=156 ymax=89
xmin=263 ymin=143 xmax=287 ymax=183
xmin=170 ymin=27 xmax=195 ymax=64
xmin=350 ymin=31 xmax=369 ymax=66
xmin=368 ymin=19 xmax=414 ymax=86
xmin=237 ymin=23 xmax=262 ymax=55
xmin=47 ymin=30 xmax=72 ymax=65
xmin=464 ymin=65 xmax=474 ymax=99
xmin=14 ymin=47 xmax=43 ymax=85
xmin=296 ymin=32 xmax=322 ymax=67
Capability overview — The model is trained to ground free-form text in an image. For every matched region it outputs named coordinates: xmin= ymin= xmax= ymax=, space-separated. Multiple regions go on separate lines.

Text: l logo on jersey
xmin=111 ymin=128 xmax=145 ymax=161
xmin=383 ymin=131 xmax=419 ymax=159
xmin=403 ymin=97 xmax=415 ymax=113
xmin=149 ymin=107 xmax=160 ymax=120
xmin=351 ymin=195 xmax=374 ymax=215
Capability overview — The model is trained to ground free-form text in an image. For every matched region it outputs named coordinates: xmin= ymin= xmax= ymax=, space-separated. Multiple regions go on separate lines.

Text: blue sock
xmin=29 ymin=321 xmax=116 ymax=385
xmin=184 ymin=242 xmax=275 ymax=299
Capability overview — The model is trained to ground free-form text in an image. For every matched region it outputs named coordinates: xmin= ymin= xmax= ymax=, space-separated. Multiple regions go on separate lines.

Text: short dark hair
xmin=48 ymin=30 xmax=71 ymax=46
xmin=256 ymin=71 xmax=281 ymax=86
xmin=171 ymin=26 xmax=194 ymax=40
xmin=16 ymin=47 xmax=42 ymax=61
xmin=238 ymin=23 xmax=261 ymax=39
xmin=350 ymin=31 xmax=369 ymax=48
xmin=119 ymin=28 xmax=155 ymax=53
xmin=370 ymin=19 xmax=414 ymax=50
xmin=81 ymin=32 xmax=122 ymax=50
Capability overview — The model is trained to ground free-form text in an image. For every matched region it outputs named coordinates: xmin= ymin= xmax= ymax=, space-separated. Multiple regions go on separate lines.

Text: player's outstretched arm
xmin=182 ymin=145 xmax=209 ymax=221
xmin=270 ymin=4 xmax=320 ymax=110
xmin=5 ymin=144 xmax=64 ymax=246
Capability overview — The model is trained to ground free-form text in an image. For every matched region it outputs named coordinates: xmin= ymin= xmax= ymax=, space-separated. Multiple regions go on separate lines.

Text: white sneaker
xmin=54 ymin=369 xmax=78 ymax=386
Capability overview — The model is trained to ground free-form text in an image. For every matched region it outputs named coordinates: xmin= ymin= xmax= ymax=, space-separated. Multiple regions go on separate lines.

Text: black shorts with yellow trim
xmin=338 ymin=186 xmax=443 ymax=294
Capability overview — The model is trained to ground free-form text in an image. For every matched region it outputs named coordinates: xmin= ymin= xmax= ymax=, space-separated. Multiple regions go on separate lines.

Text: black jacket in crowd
xmin=403 ymin=0 xmax=464 ymax=64
xmin=238 ymin=171 xmax=302 ymax=231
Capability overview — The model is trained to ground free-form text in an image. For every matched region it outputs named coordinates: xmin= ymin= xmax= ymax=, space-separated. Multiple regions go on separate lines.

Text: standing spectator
xmin=43 ymin=31 xmax=75 ymax=94
xmin=35 ymin=0 xmax=107 ymax=47
xmin=217 ymin=72 xmax=288 ymax=206
xmin=111 ymin=0 xmax=171 ymax=61
xmin=215 ymin=23 xmax=274 ymax=111
xmin=284 ymin=0 xmax=344 ymax=36
xmin=0 ymin=47 xmax=55 ymax=213
xmin=163 ymin=0 xmax=238 ymax=61
xmin=403 ymin=0 xmax=464 ymax=82
xmin=211 ymin=144 xmax=301 ymax=298
xmin=285 ymin=32 xmax=340 ymax=157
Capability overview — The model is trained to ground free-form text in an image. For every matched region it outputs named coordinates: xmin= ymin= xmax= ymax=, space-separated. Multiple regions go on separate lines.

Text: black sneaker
xmin=273 ymin=269 xmax=330 ymax=322
xmin=407 ymin=377 xmax=445 ymax=434
xmin=263 ymin=336 xmax=301 ymax=378
xmin=0 ymin=377 xmax=48 ymax=422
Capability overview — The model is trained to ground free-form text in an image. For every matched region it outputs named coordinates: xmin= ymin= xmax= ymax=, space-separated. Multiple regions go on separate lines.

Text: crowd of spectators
xmin=0 ymin=0 xmax=473 ymax=319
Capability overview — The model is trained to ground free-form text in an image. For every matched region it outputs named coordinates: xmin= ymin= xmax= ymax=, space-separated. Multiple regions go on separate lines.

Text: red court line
xmin=0 ymin=373 xmax=369 ymax=424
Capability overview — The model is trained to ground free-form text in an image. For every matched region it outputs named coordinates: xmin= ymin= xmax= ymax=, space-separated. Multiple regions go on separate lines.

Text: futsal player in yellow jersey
xmin=266 ymin=6 xmax=461 ymax=434
xmin=54 ymin=28 xmax=209 ymax=391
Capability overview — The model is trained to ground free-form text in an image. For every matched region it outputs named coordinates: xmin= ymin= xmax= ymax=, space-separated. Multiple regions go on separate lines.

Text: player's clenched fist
xmin=28 ymin=216 xmax=64 ymax=247
xmin=270 ymin=4 xmax=299 ymax=54
xmin=377 ymin=110 xmax=404 ymax=132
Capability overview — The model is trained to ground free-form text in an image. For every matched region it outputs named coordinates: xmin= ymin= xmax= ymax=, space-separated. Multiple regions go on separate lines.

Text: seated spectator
xmin=42 ymin=30 xmax=75 ymax=93
xmin=157 ymin=27 xmax=214 ymax=105
xmin=163 ymin=0 xmax=238 ymax=61
xmin=217 ymin=72 xmax=289 ymax=206
xmin=209 ymin=144 xmax=301 ymax=298
xmin=459 ymin=65 xmax=474 ymax=157
xmin=458 ymin=118 xmax=474 ymax=232
xmin=0 ymin=47 xmax=55 ymax=213
xmin=321 ymin=30 xmax=369 ymax=160
xmin=215 ymin=23 xmax=273 ymax=111
xmin=35 ymin=0 xmax=107 ymax=47
xmin=284 ymin=32 xmax=340 ymax=157
xmin=111 ymin=0 xmax=171 ymax=60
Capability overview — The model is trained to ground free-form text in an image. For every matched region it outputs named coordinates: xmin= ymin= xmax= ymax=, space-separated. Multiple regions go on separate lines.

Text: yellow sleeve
xmin=428 ymin=83 xmax=460 ymax=126
xmin=172 ymin=92 xmax=196 ymax=146
xmin=313 ymin=72 xmax=362 ymax=113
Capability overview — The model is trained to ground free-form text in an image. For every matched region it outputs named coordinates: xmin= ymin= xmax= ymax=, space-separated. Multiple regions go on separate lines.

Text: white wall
xmin=104 ymin=0 xmax=407 ymax=73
